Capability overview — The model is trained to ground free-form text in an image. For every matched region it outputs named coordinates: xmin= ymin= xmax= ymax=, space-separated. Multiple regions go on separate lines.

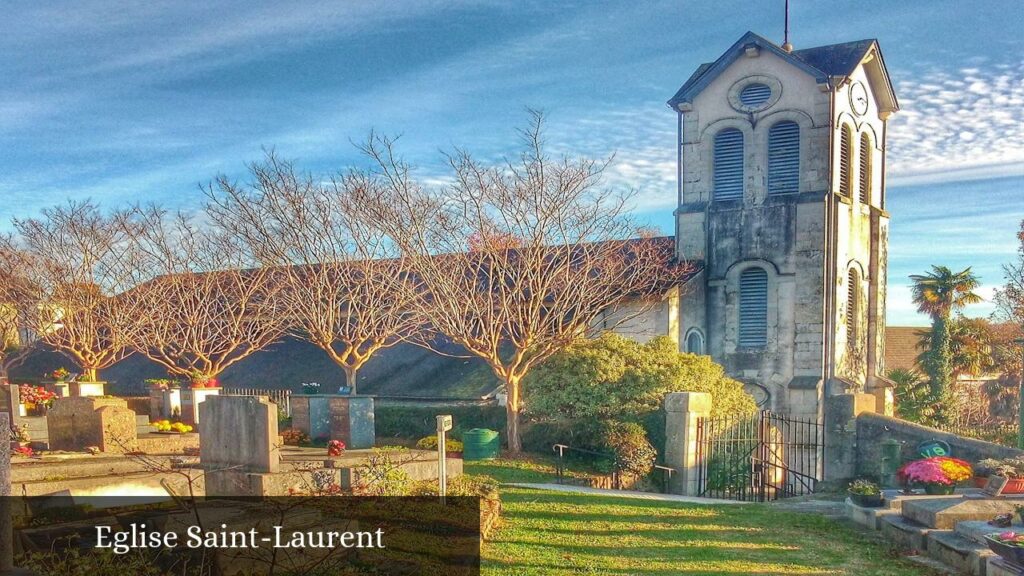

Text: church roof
xmin=668 ymin=31 xmax=893 ymax=110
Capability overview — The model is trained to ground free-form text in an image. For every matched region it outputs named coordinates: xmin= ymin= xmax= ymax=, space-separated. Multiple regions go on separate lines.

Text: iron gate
xmin=695 ymin=410 xmax=823 ymax=502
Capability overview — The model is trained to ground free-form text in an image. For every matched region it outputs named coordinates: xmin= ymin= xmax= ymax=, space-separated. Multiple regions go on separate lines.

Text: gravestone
xmin=199 ymin=395 xmax=279 ymax=473
xmin=291 ymin=395 xmax=375 ymax=449
xmin=46 ymin=396 xmax=137 ymax=453
xmin=0 ymin=385 xmax=21 ymax=426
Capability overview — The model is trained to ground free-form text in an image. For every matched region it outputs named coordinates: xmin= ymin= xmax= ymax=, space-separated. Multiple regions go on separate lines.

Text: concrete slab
xmin=903 ymin=497 xmax=1016 ymax=530
xmin=881 ymin=514 xmax=934 ymax=551
xmin=927 ymin=530 xmax=994 ymax=576
xmin=847 ymin=498 xmax=900 ymax=529
xmin=957 ymin=520 xmax=1020 ymax=546
xmin=989 ymin=557 xmax=1024 ymax=576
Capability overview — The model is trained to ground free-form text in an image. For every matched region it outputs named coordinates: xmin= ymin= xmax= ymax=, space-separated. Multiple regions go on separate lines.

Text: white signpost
xmin=436 ymin=415 xmax=453 ymax=500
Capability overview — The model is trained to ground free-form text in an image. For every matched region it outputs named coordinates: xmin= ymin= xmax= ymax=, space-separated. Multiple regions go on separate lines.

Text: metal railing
xmin=551 ymin=443 xmax=676 ymax=493
xmin=221 ymin=388 xmax=292 ymax=417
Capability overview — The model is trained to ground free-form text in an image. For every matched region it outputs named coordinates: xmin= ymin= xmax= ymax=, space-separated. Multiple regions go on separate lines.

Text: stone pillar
xmin=823 ymin=393 xmax=875 ymax=482
xmin=0 ymin=385 xmax=21 ymax=427
xmin=180 ymin=387 xmax=221 ymax=425
xmin=664 ymin=392 xmax=712 ymax=496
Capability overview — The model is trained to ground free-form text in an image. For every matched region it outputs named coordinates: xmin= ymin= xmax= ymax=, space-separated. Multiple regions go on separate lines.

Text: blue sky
xmin=1 ymin=0 xmax=1022 ymax=326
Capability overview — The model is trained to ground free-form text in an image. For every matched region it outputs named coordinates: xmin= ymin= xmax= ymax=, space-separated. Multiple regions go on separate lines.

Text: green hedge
xmin=375 ymin=405 xmax=507 ymax=443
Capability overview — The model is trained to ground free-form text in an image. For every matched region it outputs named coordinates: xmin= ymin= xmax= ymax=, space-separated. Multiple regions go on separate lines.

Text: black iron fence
xmin=696 ymin=410 xmax=823 ymax=502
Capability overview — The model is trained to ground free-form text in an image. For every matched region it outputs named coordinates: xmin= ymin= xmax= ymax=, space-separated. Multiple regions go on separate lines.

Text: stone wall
xmin=855 ymin=413 xmax=1023 ymax=479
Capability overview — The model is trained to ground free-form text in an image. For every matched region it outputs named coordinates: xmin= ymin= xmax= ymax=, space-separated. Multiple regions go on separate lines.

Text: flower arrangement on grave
xmin=976 ymin=458 xmax=1024 ymax=479
xmin=11 ymin=423 xmax=30 ymax=445
xmin=151 ymin=419 xmax=193 ymax=433
xmin=897 ymin=456 xmax=972 ymax=494
xmin=327 ymin=440 xmax=346 ymax=457
xmin=19 ymin=384 xmax=56 ymax=415
xmin=847 ymin=479 xmax=883 ymax=507
xmin=13 ymin=446 xmax=34 ymax=458
xmin=281 ymin=428 xmax=310 ymax=446
xmin=48 ymin=367 xmax=69 ymax=381
xmin=985 ymin=530 xmax=1024 ymax=566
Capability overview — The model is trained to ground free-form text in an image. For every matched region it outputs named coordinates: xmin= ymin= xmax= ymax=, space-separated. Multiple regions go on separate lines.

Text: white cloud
xmin=886 ymin=58 xmax=1024 ymax=185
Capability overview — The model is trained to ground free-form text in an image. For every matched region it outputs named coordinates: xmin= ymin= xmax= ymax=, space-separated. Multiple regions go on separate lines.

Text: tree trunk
xmin=343 ymin=365 xmax=358 ymax=395
xmin=83 ymin=367 xmax=99 ymax=382
xmin=927 ymin=316 xmax=953 ymax=424
xmin=505 ymin=374 xmax=522 ymax=453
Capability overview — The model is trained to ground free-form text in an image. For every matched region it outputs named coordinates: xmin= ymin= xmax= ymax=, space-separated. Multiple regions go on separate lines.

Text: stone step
xmin=927 ymin=530 xmax=996 ymax=576
xmin=881 ymin=514 xmax=935 ymax=551
xmin=847 ymin=498 xmax=901 ymax=530
xmin=903 ymin=497 xmax=1017 ymax=530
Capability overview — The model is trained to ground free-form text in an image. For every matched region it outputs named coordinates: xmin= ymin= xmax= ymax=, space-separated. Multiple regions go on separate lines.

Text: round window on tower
xmin=739 ymin=83 xmax=772 ymax=107
xmin=728 ymin=76 xmax=782 ymax=112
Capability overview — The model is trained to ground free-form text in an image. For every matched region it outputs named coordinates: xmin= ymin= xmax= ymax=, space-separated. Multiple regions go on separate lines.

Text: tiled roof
xmin=885 ymin=326 xmax=926 ymax=373
xmin=668 ymin=31 xmax=877 ymax=108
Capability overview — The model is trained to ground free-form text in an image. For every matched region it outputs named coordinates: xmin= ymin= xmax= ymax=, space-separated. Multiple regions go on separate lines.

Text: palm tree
xmin=909 ymin=266 xmax=983 ymax=423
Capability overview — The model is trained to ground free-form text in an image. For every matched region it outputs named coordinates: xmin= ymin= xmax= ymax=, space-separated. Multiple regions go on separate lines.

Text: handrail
xmin=551 ymin=443 xmax=677 ymax=493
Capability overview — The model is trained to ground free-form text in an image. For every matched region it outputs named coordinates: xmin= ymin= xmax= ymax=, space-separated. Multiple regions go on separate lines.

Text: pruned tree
xmin=204 ymin=153 xmax=422 ymax=393
xmin=0 ymin=237 xmax=42 ymax=379
xmin=126 ymin=207 xmax=287 ymax=384
xmin=359 ymin=113 xmax=693 ymax=452
xmin=9 ymin=201 xmax=142 ymax=382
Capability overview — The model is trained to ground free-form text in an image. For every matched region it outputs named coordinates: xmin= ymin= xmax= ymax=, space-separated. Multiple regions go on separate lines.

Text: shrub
xmin=408 ymin=474 xmax=499 ymax=498
xmin=415 ymin=436 xmax=464 ymax=453
xmin=601 ymin=421 xmax=657 ymax=477
xmin=375 ymin=405 xmax=506 ymax=441
xmin=280 ymin=428 xmax=310 ymax=446
xmin=524 ymin=333 xmax=756 ymax=423
xmin=354 ymin=447 xmax=414 ymax=496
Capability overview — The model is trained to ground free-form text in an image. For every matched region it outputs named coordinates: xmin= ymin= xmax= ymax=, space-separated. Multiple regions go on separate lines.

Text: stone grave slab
xmin=46 ymin=396 xmax=137 ymax=453
xmin=957 ymin=520 xmax=1017 ymax=545
xmin=990 ymin=557 xmax=1024 ymax=576
xmin=902 ymin=497 xmax=1016 ymax=530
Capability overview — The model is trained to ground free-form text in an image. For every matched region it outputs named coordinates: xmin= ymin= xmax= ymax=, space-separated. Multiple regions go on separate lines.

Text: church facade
xmin=664 ymin=32 xmax=899 ymax=420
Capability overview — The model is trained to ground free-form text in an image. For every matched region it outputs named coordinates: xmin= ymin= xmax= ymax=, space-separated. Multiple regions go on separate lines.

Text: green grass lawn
xmin=466 ymin=457 xmax=938 ymax=576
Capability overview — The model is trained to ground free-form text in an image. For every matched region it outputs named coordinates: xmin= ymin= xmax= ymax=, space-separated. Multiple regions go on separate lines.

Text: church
xmin=639 ymin=31 xmax=900 ymax=421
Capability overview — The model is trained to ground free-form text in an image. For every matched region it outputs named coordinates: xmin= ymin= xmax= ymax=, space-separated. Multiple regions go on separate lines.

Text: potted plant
xmin=327 ymin=440 xmax=346 ymax=457
xmin=48 ymin=367 xmax=69 ymax=382
xmin=19 ymin=384 xmax=56 ymax=416
xmin=848 ymin=479 xmax=884 ymax=507
xmin=986 ymin=531 xmax=1024 ymax=568
xmin=975 ymin=458 xmax=1024 ymax=494
xmin=897 ymin=456 xmax=973 ymax=495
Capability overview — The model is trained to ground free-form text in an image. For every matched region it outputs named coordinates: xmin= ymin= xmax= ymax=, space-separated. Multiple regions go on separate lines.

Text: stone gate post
xmin=664 ymin=392 xmax=711 ymax=496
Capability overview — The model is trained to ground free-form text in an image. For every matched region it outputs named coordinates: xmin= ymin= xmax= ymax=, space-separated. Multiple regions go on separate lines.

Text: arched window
xmin=846 ymin=268 xmax=860 ymax=347
xmin=685 ymin=330 xmax=705 ymax=355
xmin=713 ymin=128 xmax=744 ymax=201
xmin=839 ymin=124 xmax=853 ymax=197
xmin=767 ymin=121 xmax=800 ymax=195
xmin=858 ymin=133 xmax=872 ymax=205
xmin=738 ymin=267 xmax=768 ymax=347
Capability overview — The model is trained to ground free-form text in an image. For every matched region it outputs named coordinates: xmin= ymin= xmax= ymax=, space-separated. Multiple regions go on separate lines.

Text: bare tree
xmin=9 ymin=201 xmax=142 ymax=382
xmin=0 ymin=237 xmax=42 ymax=379
xmin=205 ymin=154 xmax=422 ymax=393
xmin=360 ymin=113 xmax=692 ymax=452
xmin=126 ymin=207 xmax=287 ymax=384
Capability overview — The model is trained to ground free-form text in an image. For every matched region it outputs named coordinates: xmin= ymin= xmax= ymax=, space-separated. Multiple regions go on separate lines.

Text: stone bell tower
xmin=669 ymin=32 xmax=899 ymax=420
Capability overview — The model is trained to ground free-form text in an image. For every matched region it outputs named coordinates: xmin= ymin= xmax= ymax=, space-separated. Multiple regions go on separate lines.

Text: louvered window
xmin=739 ymin=83 xmax=772 ymax=107
xmin=714 ymin=129 xmax=744 ymax=201
xmin=839 ymin=124 xmax=853 ymax=197
xmin=686 ymin=330 xmax=704 ymax=355
xmin=858 ymin=133 xmax=872 ymax=204
xmin=846 ymin=269 xmax=860 ymax=346
xmin=738 ymin=268 xmax=768 ymax=347
xmin=767 ymin=121 xmax=800 ymax=195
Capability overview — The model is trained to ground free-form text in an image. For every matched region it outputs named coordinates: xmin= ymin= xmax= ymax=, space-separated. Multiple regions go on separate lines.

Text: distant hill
xmin=9 ymin=337 xmax=501 ymax=398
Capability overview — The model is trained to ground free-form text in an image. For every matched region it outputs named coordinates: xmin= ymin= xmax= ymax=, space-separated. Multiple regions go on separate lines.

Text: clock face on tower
xmin=850 ymin=81 xmax=869 ymax=116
